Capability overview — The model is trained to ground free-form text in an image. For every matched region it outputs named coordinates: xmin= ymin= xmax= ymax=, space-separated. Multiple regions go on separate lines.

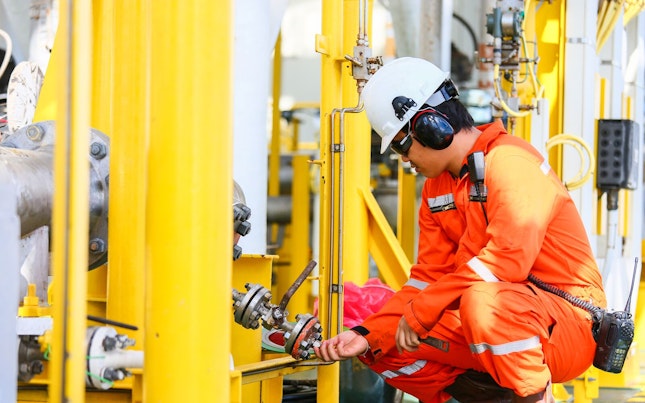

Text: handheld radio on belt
xmin=529 ymin=258 xmax=638 ymax=374
xmin=591 ymin=257 xmax=637 ymax=373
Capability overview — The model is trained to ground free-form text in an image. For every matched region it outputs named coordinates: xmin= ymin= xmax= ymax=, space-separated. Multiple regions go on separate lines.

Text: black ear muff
xmin=410 ymin=107 xmax=455 ymax=150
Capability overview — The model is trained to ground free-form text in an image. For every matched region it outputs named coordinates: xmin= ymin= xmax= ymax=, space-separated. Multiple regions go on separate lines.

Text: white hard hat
xmin=362 ymin=57 xmax=450 ymax=154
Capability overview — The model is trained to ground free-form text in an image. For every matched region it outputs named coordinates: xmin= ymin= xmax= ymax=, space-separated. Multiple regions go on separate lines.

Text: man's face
xmin=389 ymin=129 xmax=448 ymax=179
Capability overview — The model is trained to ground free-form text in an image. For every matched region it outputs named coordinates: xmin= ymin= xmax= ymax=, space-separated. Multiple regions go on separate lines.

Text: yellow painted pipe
xmin=49 ymin=0 xmax=93 ymax=402
xmin=535 ymin=0 xmax=566 ymax=177
xmin=597 ymin=0 xmax=625 ymax=52
xmin=91 ymin=0 xmax=114 ymax=136
xmin=624 ymin=3 xmax=645 ymax=25
xmin=144 ymin=0 xmax=233 ymax=401
xmin=340 ymin=0 xmax=371 ymax=285
xmin=270 ymin=31 xmax=282 ymax=198
xmin=596 ymin=0 xmax=610 ymax=43
xmin=107 ymin=0 xmax=150 ymax=348
xmin=316 ymin=0 xmax=343 ymax=398
xmin=620 ymin=95 xmax=633 ymax=240
xmin=596 ymin=77 xmax=607 ymax=235
xmin=269 ymin=31 xmax=282 ymax=264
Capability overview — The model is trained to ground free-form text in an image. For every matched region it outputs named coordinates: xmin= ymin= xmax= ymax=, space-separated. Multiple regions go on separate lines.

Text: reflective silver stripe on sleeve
xmin=467 ymin=257 xmax=500 ymax=282
xmin=398 ymin=360 xmax=427 ymax=375
xmin=405 ymin=278 xmax=429 ymax=290
xmin=378 ymin=360 xmax=428 ymax=379
xmin=470 ymin=335 xmax=541 ymax=355
xmin=427 ymin=194 xmax=456 ymax=212
xmin=381 ymin=370 xmax=398 ymax=379
xmin=540 ymin=160 xmax=551 ymax=175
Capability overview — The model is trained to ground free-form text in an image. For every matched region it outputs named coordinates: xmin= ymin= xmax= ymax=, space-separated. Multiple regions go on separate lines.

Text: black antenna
xmin=624 ymin=257 xmax=639 ymax=313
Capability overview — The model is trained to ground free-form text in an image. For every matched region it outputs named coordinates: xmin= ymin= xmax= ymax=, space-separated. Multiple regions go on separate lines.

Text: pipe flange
xmin=283 ymin=314 xmax=323 ymax=360
xmin=232 ymin=283 xmax=271 ymax=329
xmin=85 ymin=326 xmax=118 ymax=390
xmin=0 ymin=121 xmax=110 ymax=269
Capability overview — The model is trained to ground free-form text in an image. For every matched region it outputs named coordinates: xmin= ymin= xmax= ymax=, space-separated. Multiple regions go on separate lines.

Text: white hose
xmin=545 ymin=134 xmax=595 ymax=190
xmin=0 ymin=29 xmax=13 ymax=81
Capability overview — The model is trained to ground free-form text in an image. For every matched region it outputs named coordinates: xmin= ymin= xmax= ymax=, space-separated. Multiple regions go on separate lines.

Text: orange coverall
xmin=354 ymin=121 xmax=606 ymax=402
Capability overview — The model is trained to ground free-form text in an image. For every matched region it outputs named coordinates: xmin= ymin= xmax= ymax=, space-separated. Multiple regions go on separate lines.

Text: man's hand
xmin=396 ymin=316 xmax=420 ymax=353
xmin=314 ymin=330 xmax=369 ymax=362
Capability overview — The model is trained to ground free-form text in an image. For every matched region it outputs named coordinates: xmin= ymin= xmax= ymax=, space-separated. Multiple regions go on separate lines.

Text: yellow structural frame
xmin=21 ymin=0 xmax=645 ymax=402
xmin=315 ymin=0 xmax=343 ymax=398
xmin=27 ymin=0 xmax=235 ymax=401
xmin=48 ymin=1 xmax=93 ymax=402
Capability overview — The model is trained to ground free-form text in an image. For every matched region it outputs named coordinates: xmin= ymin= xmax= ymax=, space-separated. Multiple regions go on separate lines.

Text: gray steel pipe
xmin=0 ymin=146 xmax=54 ymax=236
xmin=267 ymin=195 xmax=293 ymax=224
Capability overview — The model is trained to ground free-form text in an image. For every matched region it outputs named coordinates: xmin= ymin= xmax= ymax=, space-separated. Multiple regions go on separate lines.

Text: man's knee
xmin=459 ymin=282 xmax=500 ymax=328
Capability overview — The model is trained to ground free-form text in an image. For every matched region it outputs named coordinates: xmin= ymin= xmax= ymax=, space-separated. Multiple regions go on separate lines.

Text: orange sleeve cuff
xmin=403 ymin=301 xmax=432 ymax=338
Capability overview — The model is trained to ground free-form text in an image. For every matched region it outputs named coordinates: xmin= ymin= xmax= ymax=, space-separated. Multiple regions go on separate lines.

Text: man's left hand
xmin=395 ymin=316 xmax=420 ymax=353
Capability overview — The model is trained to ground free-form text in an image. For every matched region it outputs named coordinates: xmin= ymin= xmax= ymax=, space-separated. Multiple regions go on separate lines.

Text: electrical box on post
xmin=596 ymin=119 xmax=640 ymax=191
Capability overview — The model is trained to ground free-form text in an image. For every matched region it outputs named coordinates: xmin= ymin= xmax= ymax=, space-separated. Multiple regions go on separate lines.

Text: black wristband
xmin=350 ymin=325 xmax=370 ymax=336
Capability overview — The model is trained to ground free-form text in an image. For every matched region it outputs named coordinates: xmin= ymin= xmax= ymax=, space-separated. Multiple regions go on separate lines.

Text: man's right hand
xmin=314 ymin=330 xmax=369 ymax=362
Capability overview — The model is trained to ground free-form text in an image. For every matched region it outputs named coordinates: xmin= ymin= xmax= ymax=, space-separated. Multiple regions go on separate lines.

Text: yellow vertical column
xmin=340 ymin=0 xmax=370 ymax=285
xmin=269 ymin=33 xmax=282 ymax=199
xmin=316 ymin=0 xmax=343 ymax=400
xmin=535 ymin=0 xmax=566 ymax=171
xmin=90 ymin=0 xmax=114 ymax=134
xmin=144 ymin=1 xmax=233 ymax=402
xmin=269 ymin=32 xmax=282 ymax=254
xmin=49 ymin=0 xmax=93 ymax=402
xmin=108 ymin=0 xmax=149 ymax=349
xmin=84 ymin=0 xmax=114 ymax=321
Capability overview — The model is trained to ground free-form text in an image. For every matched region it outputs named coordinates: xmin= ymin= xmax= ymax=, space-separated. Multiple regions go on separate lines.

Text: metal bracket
xmin=330 ymin=284 xmax=343 ymax=294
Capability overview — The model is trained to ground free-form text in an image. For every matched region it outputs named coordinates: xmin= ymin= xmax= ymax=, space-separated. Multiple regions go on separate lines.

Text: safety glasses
xmin=389 ymin=131 xmax=414 ymax=156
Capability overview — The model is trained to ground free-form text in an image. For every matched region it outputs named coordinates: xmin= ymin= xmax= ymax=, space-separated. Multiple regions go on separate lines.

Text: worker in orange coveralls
xmin=314 ymin=57 xmax=606 ymax=403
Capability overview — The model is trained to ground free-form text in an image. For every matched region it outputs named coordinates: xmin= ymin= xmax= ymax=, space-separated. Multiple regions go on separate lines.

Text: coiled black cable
xmin=528 ymin=273 xmax=604 ymax=323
